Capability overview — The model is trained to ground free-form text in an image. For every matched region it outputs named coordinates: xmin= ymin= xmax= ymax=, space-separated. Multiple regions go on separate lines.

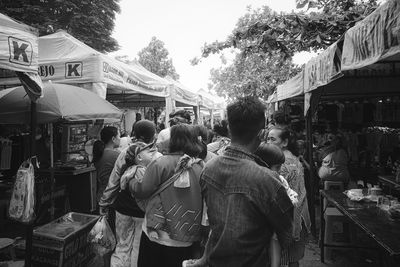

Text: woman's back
xmin=319 ymin=148 xmax=350 ymax=182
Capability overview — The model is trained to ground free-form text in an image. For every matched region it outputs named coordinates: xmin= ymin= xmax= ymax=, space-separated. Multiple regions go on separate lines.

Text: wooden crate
xmin=32 ymin=212 xmax=99 ymax=267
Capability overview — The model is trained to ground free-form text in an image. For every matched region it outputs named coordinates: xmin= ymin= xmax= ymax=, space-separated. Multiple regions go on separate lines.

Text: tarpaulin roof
xmin=342 ymin=0 xmax=400 ymax=71
xmin=0 ymin=12 xmax=43 ymax=101
xmin=304 ymin=41 xmax=343 ymax=93
xmin=276 ymin=69 xmax=304 ymax=101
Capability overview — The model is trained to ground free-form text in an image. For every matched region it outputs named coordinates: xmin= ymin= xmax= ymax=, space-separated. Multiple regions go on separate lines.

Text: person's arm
xmin=128 ymin=166 xmax=146 ymax=194
xmin=98 ymin=151 xmax=126 ymax=212
xmin=132 ymin=158 xmax=163 ymax=199
xmin=299 ymin=155 xmax=311 ymax=170
xmin=183 ymin=230 xmax=211 ymax=267
xmin=266 ymin=186 xmax=294 ymax=248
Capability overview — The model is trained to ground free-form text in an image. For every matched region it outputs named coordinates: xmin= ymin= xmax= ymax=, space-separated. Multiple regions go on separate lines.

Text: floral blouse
xmin=280 ymin=150 xmax=311 ymax=240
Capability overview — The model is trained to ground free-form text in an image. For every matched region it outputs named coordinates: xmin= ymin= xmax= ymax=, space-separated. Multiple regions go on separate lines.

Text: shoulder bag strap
xmin=147 ymin=158 xmax=203 ymax=199
xmin=148 ymin=169 xmax=184 ymax=200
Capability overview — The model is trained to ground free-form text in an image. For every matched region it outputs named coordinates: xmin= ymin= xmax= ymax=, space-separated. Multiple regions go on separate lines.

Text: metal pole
xmin=49 ymin=123 xmax=55 ymax=219
xmin=25 ymin=101 xmax=37 ymax=267
xmin=306 ymin=110 xmax=317 ymax=237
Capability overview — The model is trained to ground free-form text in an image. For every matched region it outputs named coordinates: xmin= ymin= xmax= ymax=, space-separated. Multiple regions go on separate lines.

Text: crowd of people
xmin=91 ymin=96 xmax=322 ymax=267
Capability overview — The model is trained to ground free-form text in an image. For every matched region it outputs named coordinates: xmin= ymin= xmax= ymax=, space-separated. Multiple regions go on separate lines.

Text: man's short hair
xmin=227 ymin=96 xmax=265 ymax=144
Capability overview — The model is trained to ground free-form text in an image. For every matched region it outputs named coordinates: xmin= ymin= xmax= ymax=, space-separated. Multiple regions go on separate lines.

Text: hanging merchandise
xmin=8 ymin=158 xmax=36 ymax=223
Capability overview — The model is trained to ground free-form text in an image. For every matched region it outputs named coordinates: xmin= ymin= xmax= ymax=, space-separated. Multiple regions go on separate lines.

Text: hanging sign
xmin=342 ymin=0 xmax=400 ymax=70
xmin=304 ymin=41 xmax=342 ymax=93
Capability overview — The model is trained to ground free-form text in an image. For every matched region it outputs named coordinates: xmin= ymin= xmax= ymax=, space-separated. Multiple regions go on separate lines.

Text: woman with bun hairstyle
xmin=267 ymin=126 xmax=310 ymax=267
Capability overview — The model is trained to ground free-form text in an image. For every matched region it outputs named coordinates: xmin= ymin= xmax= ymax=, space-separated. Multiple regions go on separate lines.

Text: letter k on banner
xmin=8 ymin=36 xmax=33 ymax=66
xmin=65 ymin=62 xmax=83 ymax=78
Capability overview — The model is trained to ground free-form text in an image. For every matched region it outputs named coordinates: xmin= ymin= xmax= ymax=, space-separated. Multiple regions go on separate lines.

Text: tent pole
xmin=306 ymin=108 xmax=317 ymax=237
xmin=49 ymin=123 xmax=55 ymax=219
xmin=25 ymin=101 xmax=37 ymax=267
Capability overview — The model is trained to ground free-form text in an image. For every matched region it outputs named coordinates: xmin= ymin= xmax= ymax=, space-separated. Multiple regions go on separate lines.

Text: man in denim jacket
xmin=198 ymin=97 xmax=294 ymax=267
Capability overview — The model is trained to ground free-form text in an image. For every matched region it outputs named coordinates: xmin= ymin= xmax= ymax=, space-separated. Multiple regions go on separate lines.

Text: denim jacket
xmin=201 ymin=145 xmax=294 ymax=267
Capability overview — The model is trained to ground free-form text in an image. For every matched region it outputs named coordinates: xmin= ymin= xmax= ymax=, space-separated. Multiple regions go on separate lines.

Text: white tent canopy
xmin=198 ymin=88 xmax=225 ymax=110
xmin=0 ymin=13 xmax=39 ymax=73
xmin=164 ymin=76 xmax=198 ymax=107
xmin=1 ymin=31 xmax=170 ymax=100
xmin=0 ymin=12 xmax=43 ymax=101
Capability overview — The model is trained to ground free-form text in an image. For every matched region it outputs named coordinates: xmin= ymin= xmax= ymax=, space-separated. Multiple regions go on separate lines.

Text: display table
xmin=320 ymin=190 xmax=400 ymax=265
xmin=37 ymin=167 xmax=97 ymax=216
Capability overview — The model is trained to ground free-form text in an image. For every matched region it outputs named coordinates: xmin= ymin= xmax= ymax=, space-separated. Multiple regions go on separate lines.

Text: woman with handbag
xmin=99 ymin=120 xmax=160 ymax=267
xmin=132 ymin=124 xmax=204 ymax=267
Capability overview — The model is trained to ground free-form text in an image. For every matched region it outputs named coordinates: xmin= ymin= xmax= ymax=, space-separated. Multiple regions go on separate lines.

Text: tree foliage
xmin=0 ymin=0 xmax=120 ymax=53
xmin=199 ymin=0 xmax=378 ymax=101
xmin=208 ymin=6 xmax=300 ymax=101
xmin=197 ymin=0 xmax=378 ymax=60
xmin=210 ymin=52 xmax=300 ymax=102
xmin=137 ymin=37 xmax=180 ymax=80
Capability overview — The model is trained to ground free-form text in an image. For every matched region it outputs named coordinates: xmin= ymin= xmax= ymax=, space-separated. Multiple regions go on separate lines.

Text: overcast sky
xmin=111 ymin=0 xmax=311 ymax=93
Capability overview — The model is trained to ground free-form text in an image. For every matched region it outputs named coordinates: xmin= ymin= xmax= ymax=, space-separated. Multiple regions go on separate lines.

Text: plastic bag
xmin=87 ymin=216 xmax=116 ymax=256
xmin=8 ymin=159 xmax=35 ymax=223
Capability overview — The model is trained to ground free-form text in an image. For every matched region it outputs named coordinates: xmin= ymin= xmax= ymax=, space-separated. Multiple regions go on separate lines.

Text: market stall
xmin=0 ymin=82 xmax=121 ymax=266
xmin=0 ymin=82 xmax=122 ymax=220
xmin=0 ymin=12 xmax=44 ymax=267
xmin=272 ymin=0 xmax=400 ymax=262
xmin=303 ymin=0 xmax=400 ymax=181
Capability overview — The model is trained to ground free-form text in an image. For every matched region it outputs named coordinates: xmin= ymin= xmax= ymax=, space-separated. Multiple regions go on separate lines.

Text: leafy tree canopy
xmin=196 ymin=0 xmax=378 ymax=61
xmin=0 ymin=0 xmax=120 ymax=53
xmin=209 ymin=52 xmax=300 ymax=102
xmin=208 ymin=6 xmax=300 ymax=101
xmin=137 ymin=37 xmax=180 ymax=80
xmin=199 ymin=0 xmax=378 ymax=101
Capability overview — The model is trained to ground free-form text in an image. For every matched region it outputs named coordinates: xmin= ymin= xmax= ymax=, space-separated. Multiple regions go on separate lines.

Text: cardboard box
xmin=32 ymin=212 xmax=99 ymax=267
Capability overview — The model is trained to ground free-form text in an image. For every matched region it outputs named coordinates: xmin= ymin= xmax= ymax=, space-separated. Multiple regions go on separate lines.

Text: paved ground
xmin=299 ymin=237 xmax=380 ymax=267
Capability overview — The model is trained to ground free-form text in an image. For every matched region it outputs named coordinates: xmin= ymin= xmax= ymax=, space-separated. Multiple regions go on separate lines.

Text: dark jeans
xmin=138 ymin=233 xmax=193 ymax=267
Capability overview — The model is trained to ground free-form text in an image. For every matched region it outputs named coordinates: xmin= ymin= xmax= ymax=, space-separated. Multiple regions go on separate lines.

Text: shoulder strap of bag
xmin=148 ymin=158 xmax=203 ymax=200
